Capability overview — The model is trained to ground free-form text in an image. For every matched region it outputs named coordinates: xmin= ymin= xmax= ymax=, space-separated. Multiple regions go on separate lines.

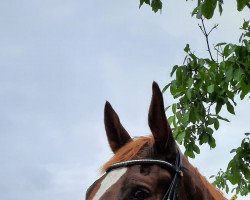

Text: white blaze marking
xmin=92 ymin=168 xmax=127 ymax=200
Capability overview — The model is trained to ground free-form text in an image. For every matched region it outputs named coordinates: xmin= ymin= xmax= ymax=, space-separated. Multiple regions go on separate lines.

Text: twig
xmin=183 ymin=55 xmax=188 ymax=65
xmin=208 ymin=24 xmax=218 ymax=35
xmin=199 ymin=18 xmax=215 ymax=61
xmin=214 ymin=45 xmax=224 ymax=62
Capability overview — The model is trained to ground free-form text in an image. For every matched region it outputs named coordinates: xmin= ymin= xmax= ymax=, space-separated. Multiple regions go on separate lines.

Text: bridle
xmin=106 ymin=149 xmax=183 ymax=200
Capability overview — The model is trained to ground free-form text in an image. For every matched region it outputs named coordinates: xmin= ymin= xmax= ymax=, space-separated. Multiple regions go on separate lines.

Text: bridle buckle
xmin=178 ymin=170 xmax=183 ymax=177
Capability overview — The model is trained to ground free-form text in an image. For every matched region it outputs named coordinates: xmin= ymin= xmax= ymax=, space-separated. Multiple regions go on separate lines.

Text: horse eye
xmin=133 ymin=188 xmax=150 ymax=200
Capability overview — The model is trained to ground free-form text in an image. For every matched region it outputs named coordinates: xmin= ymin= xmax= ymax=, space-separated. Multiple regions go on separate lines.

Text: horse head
xmin=86 ymin=82 xmax=225 ymax=200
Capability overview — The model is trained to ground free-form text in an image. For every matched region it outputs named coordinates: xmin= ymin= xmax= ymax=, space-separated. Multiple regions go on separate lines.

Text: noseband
xmin=106 ymin=149 xmax=183 ymax=200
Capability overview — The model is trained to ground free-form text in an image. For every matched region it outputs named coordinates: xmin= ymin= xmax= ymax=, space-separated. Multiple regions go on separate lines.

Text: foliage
xmin=137 ymin=0 xmax=250 ymax=197
xmin=211 ymin=133 xmax=250 ymax=196
xmin=139 ymin=0 xmax=162 ymax=12
xmin=163 ymin=20 xmax=250 ymax=158
xmin=139 ymin=0 xmax=250 ymax=17
xmin=162 ymin=17 xmax=250 ymax=198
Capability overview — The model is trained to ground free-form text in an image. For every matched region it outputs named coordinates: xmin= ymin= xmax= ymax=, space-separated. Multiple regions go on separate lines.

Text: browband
xmin=106 ymin=148 xmax=183 ymax=200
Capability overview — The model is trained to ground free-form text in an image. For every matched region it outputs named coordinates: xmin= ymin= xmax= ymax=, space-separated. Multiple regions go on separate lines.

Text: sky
xmin=0 ymin=1 xmax=249 ymax=200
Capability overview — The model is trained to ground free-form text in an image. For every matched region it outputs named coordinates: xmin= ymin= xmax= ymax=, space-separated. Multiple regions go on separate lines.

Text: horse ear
xmin=104 ymin=101 xmax=132 ymax=153
xmin=148 ymin=82 xmax=176 ymax=152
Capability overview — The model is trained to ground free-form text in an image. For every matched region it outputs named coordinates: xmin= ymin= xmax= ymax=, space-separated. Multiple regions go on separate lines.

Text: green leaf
xmin=225 ymin=64 xmax=234 ymax=81
xmin=164 ymin=105 xmax=171 ymax=111
xmin=215 ymin=42 xmax=226 ymax=47
xmin=189 ymin=106 xmax=197 ymax=123
xmin=186 ymin=89 xmax=192 ymax=100
xmin=208 ymin=136 xmax=216 ymax=148
xmin=214 ymin=118 xmax=220 ymax=130
xmin=226 ymin=102 xmax=235 ymax=115
xmin=170 ymin=65 xmax=178 ymax=77
xmin=167 ymin=116 xmax=175 ymax=125
xmin=207 ymin=84 xmax=215 ymax=93
xmin=208 ymin=117 xmax=215 ymax=125
xmin=247 ymin=43 xmax=250 ymax=52
xmin=185 ymin=149 xmax=195 ymax=158
xmin=217 ymin=115 xmax=230 ymax=122
xmin=201 ymin=0 xmax=217 ymax=19
xmin=242 ymin=20 xmax=250 ymax=30
xmin=176 ymin=67 xmax=182 ymax=83
xmin=196 ymin=6 xmax=203 ymax=19
xmin=236 ymin=0 xmax=250 ymax=11
xmin=223 ymin=44 xmax=230 ymax=57
xmin=151 ymin=0 xmax=162 ymax=12
xmin=184 ymin=44 xmax=190 ymax=53
xmin=193 ymin=145 xmax=200 ymax=154
xmin=245 ymin=132 xmax=250 ymax=136
xmin=172 ymin=103 xmax=177 ymax=114
xmin=162 ymin=83 xmax=171 ymax=93
xmin=240 ymin=79 xmax=250 ymax=99
xmin=187 ymin=78 xmax=194 ymax=88
xmin=230 ymin=149 xmax=237 ymax=153
xmin=234 ymin=68 xmax=244 ymax=81
xmin=218 ymin=1 xmax=223 ymax=15
xmin=176 ymin=131 xmax=186 ymax=143
xmin=206 ymin=127 xmax=213 ymax=135
xmin=183 ymin=111 xmax=190 ymax=127
xmin=200 ymin=133 xmax=209 ymax=144
xmin=139 ymin=0 xmax=150 ymax=7
xmin=215 ymin=103 xmax=222 ymax=114
xmin=170 ymin=80 xmax=177 ymax=95
xmin=192 ymin=6 xmax=199 ymax=16
xmin=176 ymin=111 xmax=182 ymax=121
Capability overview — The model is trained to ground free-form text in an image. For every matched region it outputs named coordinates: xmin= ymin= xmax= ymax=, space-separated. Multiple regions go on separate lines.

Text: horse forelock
xmin=101 ymin=136 xmax=154 ymax=172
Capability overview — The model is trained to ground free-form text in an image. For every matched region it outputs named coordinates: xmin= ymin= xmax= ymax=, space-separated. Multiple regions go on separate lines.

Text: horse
xmin=86 ymin=82 xmax=226 ymax=200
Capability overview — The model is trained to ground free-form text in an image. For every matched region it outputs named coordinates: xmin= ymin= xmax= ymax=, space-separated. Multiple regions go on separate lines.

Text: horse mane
xmin=199 ymin=172 xmax=225 ymax=199
xmin=182 ymin=156 xmax=226 ymax=199
xmin=101 ymin=136 xmax=154 ymax=172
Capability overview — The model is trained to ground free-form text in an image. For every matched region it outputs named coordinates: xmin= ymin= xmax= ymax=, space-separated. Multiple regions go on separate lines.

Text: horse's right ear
xmin=104 ymin=101 xmax=132 ymax=153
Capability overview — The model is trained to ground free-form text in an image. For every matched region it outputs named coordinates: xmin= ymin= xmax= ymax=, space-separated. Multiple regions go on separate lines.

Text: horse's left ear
xmin=104 ymin=101 xmax=132 ymax=153
xmin=148 ymin=82 xmax=176 ymax=153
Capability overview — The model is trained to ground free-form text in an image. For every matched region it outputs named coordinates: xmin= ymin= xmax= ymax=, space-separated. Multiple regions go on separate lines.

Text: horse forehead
xmin=92 ymin=168 xmax=127 ymax=200
xmin=130 ymin=165 xmax=172 ymax=183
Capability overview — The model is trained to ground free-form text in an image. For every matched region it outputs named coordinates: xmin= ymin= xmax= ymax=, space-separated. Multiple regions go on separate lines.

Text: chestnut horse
xmin=86 ymin=82 xmax=226 ymax=200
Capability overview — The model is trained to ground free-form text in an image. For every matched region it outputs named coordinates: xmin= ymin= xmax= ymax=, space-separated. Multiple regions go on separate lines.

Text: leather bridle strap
xmin=162 ymin=149 xmax=183 ymax=200
xmin=106 ymin=149 xmax=183 ymax=200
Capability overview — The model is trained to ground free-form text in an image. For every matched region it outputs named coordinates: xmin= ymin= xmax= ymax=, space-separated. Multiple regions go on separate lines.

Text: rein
xmin=106 ymin=149 xmax=183 ymax=200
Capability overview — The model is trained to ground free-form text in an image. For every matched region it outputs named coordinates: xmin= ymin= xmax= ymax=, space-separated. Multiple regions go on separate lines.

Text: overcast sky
xmin=0 ymin=1 xmax=249 ymax=200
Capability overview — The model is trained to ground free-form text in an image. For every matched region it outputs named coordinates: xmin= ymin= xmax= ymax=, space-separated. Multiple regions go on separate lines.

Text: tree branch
xmin=199 ymin=18 xmax=215 ymax=61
